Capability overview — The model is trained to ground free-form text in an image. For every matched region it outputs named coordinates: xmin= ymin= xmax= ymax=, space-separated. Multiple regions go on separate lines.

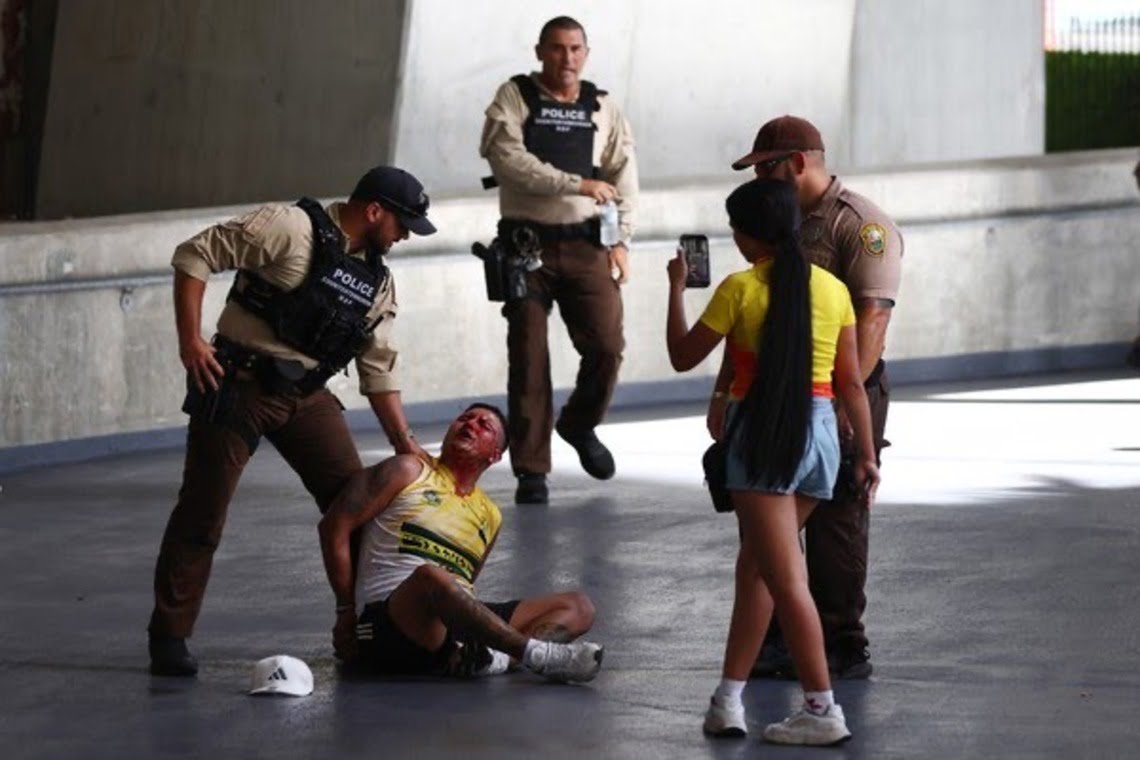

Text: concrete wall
xmin=393 ymin=0 xmax=857 ymax=193
xmin=34 ymin=0 xmax=407 ymax=218
xmin=2 ymin=149 xmax=1137 ymax=455
xmin=26 ymin=0 xmax=1044 ymax=217
xmin=849 ymin=0 xmax=1045 ymax=168
xmin=392 ymin=0 xmax=1044 ymax=191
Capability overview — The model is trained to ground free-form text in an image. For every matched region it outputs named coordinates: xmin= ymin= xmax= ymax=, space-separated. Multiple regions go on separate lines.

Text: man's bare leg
xmin=387 ymin=564 xmax=528 ymax=657
xmin=508 ymin=591 xmax=596 ymax=643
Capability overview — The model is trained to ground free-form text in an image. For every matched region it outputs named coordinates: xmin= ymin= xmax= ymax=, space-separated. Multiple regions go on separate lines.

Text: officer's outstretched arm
xmin=368 ymin=391 xmax=428 ymax=459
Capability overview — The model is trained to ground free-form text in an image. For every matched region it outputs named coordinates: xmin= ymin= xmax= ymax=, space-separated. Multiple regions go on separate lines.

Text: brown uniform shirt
xmin=799 ymin=177 xmax=903 ymax=304
xmin=170 ymin=202 xmax=399 ymax=395
xmin=479 ymin=73 xmax=639 ymax=245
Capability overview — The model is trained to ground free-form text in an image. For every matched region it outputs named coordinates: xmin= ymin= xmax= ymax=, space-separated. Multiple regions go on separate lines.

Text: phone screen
xmin=680 ymin=234 xmax=710 ymax=288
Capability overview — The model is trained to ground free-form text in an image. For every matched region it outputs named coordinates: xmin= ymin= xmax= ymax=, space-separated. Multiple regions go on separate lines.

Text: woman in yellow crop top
xmin=665 ymin=179 xmax=879 ymax=746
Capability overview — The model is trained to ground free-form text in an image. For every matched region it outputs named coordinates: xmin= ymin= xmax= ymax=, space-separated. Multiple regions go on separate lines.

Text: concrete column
xmin=848 ymin=0 xmax=1045 ymax=168
xmin=34 ymin=0 xmax=408 ymax=218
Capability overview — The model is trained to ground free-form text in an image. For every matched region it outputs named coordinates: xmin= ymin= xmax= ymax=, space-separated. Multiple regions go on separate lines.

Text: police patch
xmin=859 ymin=223 xmax=887 ymax=257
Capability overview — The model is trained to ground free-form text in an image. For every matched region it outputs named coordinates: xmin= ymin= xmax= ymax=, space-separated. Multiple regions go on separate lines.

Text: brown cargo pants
xmin=804 ymin=361 xmax=891 ymax=655
xmin=502 ymin=238 xmax=624 ymax=475
xmin=148 ymin=374 xmax=361 ymax=639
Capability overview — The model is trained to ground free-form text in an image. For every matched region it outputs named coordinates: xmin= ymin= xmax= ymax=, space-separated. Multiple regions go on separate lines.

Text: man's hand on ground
xmin=333 ymin=609 xmax=358 ymax=661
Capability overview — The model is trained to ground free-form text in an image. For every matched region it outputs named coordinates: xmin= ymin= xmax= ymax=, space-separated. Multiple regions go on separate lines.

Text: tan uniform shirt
xmin=799 ymin=177 xmax=903 ymax=304
xmin=170 ymin=202 xmax=399 ymax=395
xmin=479 ymin=73 xmax=639 ymax=244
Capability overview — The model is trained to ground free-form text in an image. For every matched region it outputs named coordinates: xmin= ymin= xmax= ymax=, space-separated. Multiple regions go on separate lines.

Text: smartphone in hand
xmin=680 ymin=234 xmax=710 ymax=288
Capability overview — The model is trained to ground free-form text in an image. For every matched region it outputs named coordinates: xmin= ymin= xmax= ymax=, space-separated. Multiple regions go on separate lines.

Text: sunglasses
xmin=378 ymin=192 xmax=430 ymax=219
xmin=754 ymin=153 xmax=794 ymax=173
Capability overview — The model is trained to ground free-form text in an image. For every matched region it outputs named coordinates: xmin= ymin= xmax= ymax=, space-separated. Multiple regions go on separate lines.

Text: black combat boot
xmin=149 ymin=634 xmax=199 ymax=677
xmin=555 ymin=423 xmax=615 ymax=480
xmin=515 ymin=473 xmax=549 ymax=505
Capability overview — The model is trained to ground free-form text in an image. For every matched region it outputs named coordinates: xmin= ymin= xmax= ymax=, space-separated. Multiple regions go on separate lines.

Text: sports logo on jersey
xmin=398 ymin=522 xmax=480 ymax=582
xmin=859 ymin=223 xmax=887 ymax=257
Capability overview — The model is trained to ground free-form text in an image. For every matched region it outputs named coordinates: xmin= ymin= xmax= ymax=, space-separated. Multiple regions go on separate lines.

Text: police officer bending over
xmin=480 ymin=15 xmax=639 ymax=505
xmin=147 ymin=166 xmax=435 ymax=676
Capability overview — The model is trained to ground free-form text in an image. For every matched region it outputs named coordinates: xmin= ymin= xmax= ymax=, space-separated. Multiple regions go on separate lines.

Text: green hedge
xmin=1046 ymin=51 xmax=1140 ymax=152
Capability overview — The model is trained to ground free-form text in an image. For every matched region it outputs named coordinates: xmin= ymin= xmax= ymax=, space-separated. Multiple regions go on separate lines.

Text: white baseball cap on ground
xmin=249 ymin=655 xmax=313 ymax=697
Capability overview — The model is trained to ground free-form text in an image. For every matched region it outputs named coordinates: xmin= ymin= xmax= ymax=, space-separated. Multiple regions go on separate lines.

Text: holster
xmin=181 ymin=367 xmax=240 ymax=426
xmin=254 ymin=356 xmax=310 ymax=395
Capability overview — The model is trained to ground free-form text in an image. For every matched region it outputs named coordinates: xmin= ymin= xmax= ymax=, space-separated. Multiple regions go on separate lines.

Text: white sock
xmin=713 ymin=678 xmax=746 ymax=705
xmin=475 ymin=648 xmax=512 ymax=677
xmin=803 ymin=689 xmax=835 ymax=715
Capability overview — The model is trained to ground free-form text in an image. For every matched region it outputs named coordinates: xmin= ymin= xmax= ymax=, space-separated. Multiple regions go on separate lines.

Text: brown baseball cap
xmin=731 ymin=115 xmax=825 ymax=171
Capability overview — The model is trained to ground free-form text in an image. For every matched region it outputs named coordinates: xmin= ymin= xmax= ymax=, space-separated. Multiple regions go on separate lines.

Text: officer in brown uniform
xmin=147 ymin=166 xmax=435 ymax=676
xmin=479 ymin=16 xmax=639 ymax=505
xmin=727 ymin=116 xmax=903 ymax=679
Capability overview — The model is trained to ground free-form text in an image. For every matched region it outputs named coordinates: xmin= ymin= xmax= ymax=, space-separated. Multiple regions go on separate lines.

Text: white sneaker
xmin=527 ymin=640 xmax=604 ymax=683
xmin=702 ymin=696 xmax=747 ymax=737
xmin=761 ymin=704 xmax=852 ymax=746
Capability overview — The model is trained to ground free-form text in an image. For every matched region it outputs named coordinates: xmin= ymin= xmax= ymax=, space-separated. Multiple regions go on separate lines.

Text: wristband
xmin=335 ymin=603 xmax=354 ymax=614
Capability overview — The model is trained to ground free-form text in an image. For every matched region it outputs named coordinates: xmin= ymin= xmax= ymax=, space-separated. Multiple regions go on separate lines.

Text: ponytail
xmin=723 ymin=179 xmax=813 ymax=487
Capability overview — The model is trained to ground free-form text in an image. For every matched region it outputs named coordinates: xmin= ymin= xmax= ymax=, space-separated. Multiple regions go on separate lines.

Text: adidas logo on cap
xmin=249 ymin=655 xmax=313 ymax=697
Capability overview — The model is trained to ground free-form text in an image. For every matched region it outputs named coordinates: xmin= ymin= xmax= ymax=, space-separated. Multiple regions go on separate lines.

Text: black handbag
xmin=702 ymin=440 xmax=733 ymax=513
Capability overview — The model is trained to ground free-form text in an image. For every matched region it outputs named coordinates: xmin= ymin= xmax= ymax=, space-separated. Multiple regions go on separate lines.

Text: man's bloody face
xmin=443 ymin=407 xmax=505 ymax=463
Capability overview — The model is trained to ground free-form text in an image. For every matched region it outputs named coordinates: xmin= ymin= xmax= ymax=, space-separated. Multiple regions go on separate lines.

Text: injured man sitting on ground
xmin=318 ymin=402 xmax=603 ymax=682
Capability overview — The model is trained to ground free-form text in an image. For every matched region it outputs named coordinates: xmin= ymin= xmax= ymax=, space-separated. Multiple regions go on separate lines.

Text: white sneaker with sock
xmin=525 ymin=640 xmax=604 ymax=683
xmin=702 ymin=696 xmax=746 ymax=737
xmin=761 ymin=704 xmax=851 ymax=746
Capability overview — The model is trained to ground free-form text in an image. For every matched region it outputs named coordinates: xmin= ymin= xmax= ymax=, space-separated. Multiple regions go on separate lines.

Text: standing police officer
xmin=479 ymin=15 xmax=639 ymax=505
xmin=725 ymin=117 xmax=903 ymax=679
xmin=147 ymin=166 xmax=435 ymax=676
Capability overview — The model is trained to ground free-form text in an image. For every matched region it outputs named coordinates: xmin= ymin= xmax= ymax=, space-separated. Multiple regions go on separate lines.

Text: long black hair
xmin=723 ymin=179 xmax=812 ymax=487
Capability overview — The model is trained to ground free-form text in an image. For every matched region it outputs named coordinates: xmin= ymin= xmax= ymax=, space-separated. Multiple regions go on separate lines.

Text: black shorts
xmin=354 ymin=597 xmax=521 ymax=676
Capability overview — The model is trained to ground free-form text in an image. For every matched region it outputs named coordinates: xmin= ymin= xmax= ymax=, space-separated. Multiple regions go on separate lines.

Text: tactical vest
xmin=226 ymin=197 xmax=389 ymax=378
xmin=483 ymin=74 xmax=604 ymax=189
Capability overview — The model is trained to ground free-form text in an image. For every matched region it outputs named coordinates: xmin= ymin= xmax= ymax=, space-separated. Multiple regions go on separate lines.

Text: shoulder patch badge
xmin=858 ymin=223 xmax=887 ymax=257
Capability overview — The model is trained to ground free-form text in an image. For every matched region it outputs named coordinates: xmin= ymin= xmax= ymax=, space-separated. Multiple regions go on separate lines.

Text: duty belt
xmin=498 ymin=218 xmax=599 ymax=245
xmin=212 ymin=336 xmax=329 ymax=396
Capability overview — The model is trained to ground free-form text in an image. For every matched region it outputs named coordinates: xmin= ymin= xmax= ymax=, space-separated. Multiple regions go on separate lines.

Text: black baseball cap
xmin=350 ymin=166 xmax=437 ymax=236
